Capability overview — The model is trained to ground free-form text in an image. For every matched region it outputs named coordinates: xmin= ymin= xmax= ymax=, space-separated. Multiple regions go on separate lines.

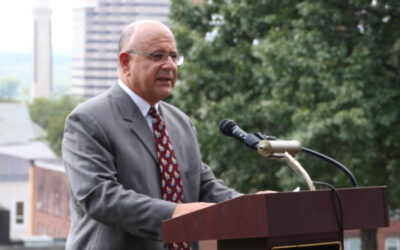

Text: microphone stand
xmin=283 ymin=152 xmax=316 ymax=191
xmin=254 ymin=133 xmax=316 ymax=191
xmin=253 ymin=132 xmax=358 ymax=188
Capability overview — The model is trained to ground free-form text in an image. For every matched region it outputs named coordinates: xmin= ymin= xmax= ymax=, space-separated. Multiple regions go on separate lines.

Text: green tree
xmin=29 ymin=96 xmax=82 ymax=156
xmin=169 ymin=1 xmax=400 ymax=248
xmin=0 ymin=77 xmax=20 ymax=100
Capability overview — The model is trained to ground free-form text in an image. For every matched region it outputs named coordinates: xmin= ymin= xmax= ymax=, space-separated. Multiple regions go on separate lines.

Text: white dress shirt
xmin=118 ymin=79 xmax=159 ymax=132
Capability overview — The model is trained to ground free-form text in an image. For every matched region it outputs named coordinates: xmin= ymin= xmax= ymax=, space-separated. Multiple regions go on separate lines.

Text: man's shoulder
xmin=73 ymin=85 xmax=118 ymax=113
xmin=68 ymin=87 xmax=116 ymax=121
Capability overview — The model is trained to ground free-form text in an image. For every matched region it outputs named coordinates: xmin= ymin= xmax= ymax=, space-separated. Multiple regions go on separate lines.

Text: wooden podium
xmin=162 ymin=186 xmax=389 ymax=249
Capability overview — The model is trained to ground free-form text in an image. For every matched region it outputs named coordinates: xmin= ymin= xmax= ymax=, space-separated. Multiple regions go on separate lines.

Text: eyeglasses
xmin=126 ymin=50 xmax=184 ymax=66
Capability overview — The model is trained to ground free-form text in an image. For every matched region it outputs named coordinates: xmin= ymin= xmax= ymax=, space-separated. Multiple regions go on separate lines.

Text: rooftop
xmin=0 ymin=103 xmax=46 ymax=145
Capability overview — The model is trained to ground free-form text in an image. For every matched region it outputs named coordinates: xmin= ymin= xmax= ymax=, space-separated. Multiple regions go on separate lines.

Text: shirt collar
xmin=118 ymin=79 xmax=159 ymax=117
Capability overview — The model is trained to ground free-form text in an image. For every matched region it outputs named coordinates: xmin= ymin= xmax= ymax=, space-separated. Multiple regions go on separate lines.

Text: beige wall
xmin=0 ymin=181 xmax=30 ymax=240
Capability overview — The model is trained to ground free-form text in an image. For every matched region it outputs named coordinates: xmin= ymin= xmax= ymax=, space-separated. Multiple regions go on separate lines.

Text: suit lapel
xmin=109 ymin=83 xmax=158 ymax=162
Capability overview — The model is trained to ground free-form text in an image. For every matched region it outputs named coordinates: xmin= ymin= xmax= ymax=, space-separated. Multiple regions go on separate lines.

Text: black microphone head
xmin=219 ymin=119 xmax=237 ymax=136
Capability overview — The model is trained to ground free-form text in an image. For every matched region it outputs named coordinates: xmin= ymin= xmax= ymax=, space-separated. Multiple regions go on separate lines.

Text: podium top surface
xmin=162 ymin=186 xmax=389 ymax=243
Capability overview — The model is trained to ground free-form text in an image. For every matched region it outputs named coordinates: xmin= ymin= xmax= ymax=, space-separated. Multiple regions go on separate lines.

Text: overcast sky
xmin=0 ymin=0 xmax=82 ymax=55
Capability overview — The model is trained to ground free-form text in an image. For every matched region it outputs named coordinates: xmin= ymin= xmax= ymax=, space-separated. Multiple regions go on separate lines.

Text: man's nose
xmin=161 ymin=55 xmax=177 ymax=68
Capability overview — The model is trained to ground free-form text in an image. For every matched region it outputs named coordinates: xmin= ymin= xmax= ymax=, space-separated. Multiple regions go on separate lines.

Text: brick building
xmin=342 ymin=218 xmax=400 ymax=250
xmin=29 ymin=160 xmax=70 ymax=238
xmin=378 ymin=219 xmax=400 ymax=249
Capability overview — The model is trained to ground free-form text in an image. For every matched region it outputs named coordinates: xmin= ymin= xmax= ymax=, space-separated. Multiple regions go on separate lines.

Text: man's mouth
xmin=156 ymin=76 xmax=173 ymax=84
xmin=156 ymin=70 xmax=174 ymax=85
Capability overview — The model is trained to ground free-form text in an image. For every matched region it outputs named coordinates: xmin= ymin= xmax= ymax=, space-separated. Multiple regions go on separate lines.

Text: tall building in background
xmin=32 ymin=0 xmax=53 ymax=100
xmin=71 ymin=0 xmax=170 ymax=98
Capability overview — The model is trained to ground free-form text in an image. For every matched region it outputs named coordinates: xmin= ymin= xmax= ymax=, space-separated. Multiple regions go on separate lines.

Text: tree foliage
xmin=29 ymin=96 xmax=83 ymax=156
xmin=0 ymin=77 xmax=20 ymax=100
xmin=168 ymin=0 xmax=400 ymax=207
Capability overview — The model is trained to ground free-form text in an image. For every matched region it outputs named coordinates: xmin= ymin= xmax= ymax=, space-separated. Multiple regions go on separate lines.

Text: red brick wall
xmin=344 ymin=220 xmax=400 ymax=250
xmin=377 ymin=219 xmax=400 ymax=250
xmin=31 ymin=165 xmax=70 ymax=238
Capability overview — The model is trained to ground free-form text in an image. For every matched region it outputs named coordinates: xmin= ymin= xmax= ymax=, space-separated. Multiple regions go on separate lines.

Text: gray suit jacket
xmin=62 ymin=83 xmax=241 ymax=250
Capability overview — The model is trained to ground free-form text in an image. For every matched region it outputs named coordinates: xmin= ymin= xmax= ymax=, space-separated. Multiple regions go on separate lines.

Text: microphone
xmin=219 ymin=119 xmax=301 ymax=158
xmin=219 ymin=119 xmax=260 ymax=150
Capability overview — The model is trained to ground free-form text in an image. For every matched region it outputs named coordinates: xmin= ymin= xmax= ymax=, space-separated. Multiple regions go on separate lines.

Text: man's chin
xmin=156 ymin=89 xmax=173 ymax=101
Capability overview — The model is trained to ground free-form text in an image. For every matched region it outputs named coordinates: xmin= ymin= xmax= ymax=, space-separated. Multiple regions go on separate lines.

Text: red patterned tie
xmin=149 ymin=107 xmax=190 ymax=250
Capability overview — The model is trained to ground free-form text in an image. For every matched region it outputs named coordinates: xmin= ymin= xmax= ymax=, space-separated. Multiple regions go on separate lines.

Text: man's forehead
xmin=135 ymin=22 xmax=173 ymax=39
xmin=134 ymin=24 xmax=176 ymax=50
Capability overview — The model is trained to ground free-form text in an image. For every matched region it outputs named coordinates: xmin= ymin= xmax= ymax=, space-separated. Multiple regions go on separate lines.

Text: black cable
xmin=313 ymin=181 xmax=344 ymax=233
xmin=276 ymin=159 xmax=345 ymax=233
xmin=301 ymin=147 xmax=358 ymax=188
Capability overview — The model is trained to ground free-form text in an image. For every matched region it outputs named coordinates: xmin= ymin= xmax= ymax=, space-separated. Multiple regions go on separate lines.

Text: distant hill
xmin=0 ymin=52 xmax=71 ymax=100
xmin=0 ymin=53 xmax=32 ymax=87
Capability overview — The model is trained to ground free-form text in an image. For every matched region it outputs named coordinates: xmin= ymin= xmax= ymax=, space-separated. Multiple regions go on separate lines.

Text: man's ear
xmin=119 ymin=52 xmax=130 ymax=73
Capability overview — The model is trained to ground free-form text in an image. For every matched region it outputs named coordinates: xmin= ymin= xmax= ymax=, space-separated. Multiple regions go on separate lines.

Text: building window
xmin=44 ymin=190 xmax=52 ymax=214
xmin=13 ymin=200 xmax=26 ymax=227
xmin=344 ymin=237 xmax=361 ymax=250
xmin=386 ymin=237 xmax=400 ymax=250
xmin=54 ymin=192 xmax=64 ymax=217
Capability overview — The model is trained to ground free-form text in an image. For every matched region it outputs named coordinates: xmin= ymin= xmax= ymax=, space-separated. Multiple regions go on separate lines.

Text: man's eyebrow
xmin=149 ymin=49 xmax=178 ymax=53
